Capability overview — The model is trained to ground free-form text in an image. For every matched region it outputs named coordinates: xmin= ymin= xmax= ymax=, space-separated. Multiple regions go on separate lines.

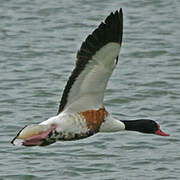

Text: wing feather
xmin=57 ymin=8 xmax=123 ymax=114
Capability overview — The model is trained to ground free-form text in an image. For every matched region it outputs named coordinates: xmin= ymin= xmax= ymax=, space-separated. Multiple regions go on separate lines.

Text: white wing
xmin=57 ymin=9 xmax=123 ymax=114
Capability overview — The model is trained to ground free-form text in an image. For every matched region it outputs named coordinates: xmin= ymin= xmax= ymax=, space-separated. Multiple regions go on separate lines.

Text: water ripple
xmin=1 ymin=0 xmax=179 ymax=180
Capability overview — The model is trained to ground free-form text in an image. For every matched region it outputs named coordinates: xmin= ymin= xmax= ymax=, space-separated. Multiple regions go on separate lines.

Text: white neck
xmin=99 ymin=115 xmax=125 ymax=132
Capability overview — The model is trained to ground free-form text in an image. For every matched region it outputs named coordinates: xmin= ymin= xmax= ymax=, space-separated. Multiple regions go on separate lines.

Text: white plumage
xmin=64 ymin=43 xmax=120 ymax=113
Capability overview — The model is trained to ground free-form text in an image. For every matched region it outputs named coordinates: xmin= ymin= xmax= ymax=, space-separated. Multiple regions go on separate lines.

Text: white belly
xmin=40 ymin=112 xmax=93 ymax=140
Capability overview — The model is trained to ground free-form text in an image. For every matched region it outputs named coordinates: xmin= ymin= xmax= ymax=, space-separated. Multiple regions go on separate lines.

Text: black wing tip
xmin=115 ymin=8 xmax=123 ymax=15
xmin=103 ymin=8 xmax=123 ymax=43
xmin=120 ymin=8 xmax=123 ymax=13
xmin=78 ymin=8 xmax=123 ymax=57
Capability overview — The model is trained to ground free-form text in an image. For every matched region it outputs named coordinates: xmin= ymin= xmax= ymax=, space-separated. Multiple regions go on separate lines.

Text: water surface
xmin=0 ymin=0 xmax=180 ymax=179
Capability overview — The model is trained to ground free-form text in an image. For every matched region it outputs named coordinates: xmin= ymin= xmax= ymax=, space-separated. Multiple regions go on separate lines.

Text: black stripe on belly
xmin=40 ymin=130 xmax=97 ymax=146
xmin=59 ymin=131 xmax=95 ymax=141
xmin=57 ymin=8 xmax=123 ymax=114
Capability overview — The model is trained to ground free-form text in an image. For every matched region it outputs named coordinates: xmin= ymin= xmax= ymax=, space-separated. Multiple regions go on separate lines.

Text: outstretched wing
xmin=57 ymin=9 xmax=123 ymax=114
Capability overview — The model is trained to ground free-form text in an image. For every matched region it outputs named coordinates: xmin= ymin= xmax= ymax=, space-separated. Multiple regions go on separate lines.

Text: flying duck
xmin=11 ymin=8 xmax=169 ymax=146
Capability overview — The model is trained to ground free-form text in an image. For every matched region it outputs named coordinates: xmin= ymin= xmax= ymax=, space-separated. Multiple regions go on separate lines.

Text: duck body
xmin=12 ymin=106 xmax=168 ymax=146
xmin=11 ymin=9 xmax=169 ymax=147
xmin=16 ymin=107 xmax=124 ymax=146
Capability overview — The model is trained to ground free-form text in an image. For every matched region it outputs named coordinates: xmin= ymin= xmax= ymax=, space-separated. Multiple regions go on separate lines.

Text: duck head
xmin=121 ymin=119 xmax=169 ymax=136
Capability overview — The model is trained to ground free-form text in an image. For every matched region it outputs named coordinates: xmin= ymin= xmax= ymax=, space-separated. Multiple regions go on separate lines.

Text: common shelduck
xmin=11 ymin=9 xmax=169 ymax=146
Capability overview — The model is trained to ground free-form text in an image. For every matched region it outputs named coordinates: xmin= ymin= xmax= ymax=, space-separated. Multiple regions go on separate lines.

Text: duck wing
xmin=57 ymin=9 xmax=123 ymax=114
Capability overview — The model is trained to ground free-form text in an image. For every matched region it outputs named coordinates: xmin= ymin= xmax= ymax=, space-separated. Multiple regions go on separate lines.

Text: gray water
xmin=0 ymin=0 xmax=180 ymax=179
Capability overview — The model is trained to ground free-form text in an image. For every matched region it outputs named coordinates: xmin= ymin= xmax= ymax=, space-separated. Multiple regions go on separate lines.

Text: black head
xmin=121 ymin=119 xmax=169 ymax=136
